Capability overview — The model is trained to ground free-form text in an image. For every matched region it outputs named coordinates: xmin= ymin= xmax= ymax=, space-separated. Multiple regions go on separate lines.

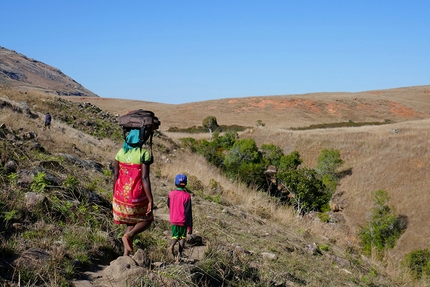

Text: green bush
xmin=278 ymin=151 xmax=302 ymax=172
xmin=318 ymin=212 xmax=330 ymax=223
xmin=224 ymin=138 xmax=266 ymax=188
xmin=261 ymin=143 xmax=284 ymax=167
xmin=315 ymin=148 xmax=344 ymax=177
xmin=202 ymin=116 xmax=220 ymax=133
xmin=358 ymin=190 xmax=407 ymax=256
xmin=276 ymin=168 xmax=330 ymax=214
xmin=405 ymin=249 xmax=430 ymax=278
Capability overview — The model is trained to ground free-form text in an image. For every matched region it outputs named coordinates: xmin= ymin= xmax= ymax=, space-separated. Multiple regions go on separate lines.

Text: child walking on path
xmin=167 ymin=174 xmax=193 ymax=261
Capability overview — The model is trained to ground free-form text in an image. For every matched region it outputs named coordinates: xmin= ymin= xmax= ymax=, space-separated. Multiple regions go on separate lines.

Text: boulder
xmin=104 ymin=253 xmax=148 ymax=282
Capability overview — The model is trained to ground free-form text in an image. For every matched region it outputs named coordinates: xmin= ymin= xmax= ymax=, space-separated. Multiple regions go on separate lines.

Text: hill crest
xmin=0 ymin=46 xmax=98 ymax=97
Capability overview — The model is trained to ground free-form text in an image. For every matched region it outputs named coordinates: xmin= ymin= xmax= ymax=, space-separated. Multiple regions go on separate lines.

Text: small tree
xmin=216 ymin=131 xmax=238 ymax=150
xmin=358 ymin=190 xmax=407 ymax=257
xmin=315 ymin=149 xmax=344 ymax=193
xmin=224 ymin=138 xmax=261 ymax=169
xmin=202 ymin=116 xmax=219 ymax=139
xmin=224 ymin=138 xmax=265 ymax=187
xmin=315 ymin=148 xmax=344 ymax=176
xmin=276 ymin=168 xmax=329 ymax=214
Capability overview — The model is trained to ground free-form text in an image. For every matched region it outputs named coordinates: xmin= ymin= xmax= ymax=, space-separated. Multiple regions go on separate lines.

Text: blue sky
xmin=2 ymin=1 xmax=429 ymax=104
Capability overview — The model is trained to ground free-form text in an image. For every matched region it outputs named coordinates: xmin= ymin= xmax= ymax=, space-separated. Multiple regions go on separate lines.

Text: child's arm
xmin=184 ymin=198 xmax=193 ymax=234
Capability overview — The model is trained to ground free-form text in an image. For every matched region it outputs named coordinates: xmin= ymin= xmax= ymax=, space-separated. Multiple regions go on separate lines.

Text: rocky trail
xmin=73 ymin=212 xmax=207 ymax=287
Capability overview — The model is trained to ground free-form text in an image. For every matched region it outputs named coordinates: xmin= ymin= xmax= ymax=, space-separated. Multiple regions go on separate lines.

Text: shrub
xmin=315 ymin=148 xmax=344 ymax=177
xmin=405 ymin=249 xmax=430 ymax=278
xmin=358 ymin=190 xmax=407 ymax=256
xmin=202 ymin=116 xmax=220 ymax=134
xmin=256 ymin=119 xmax=265 ymax=127
xmin=261 ymin=143 xmax=284 ymax=167
xmin=278 ymin=151 xmax=302 ymax=172
xmin=276 ymin=168 xmax=330 ymax=214
xmin=318 ymin=212 xmax=331 ymax=223
xmin=187 ymin=175 xmax=205 ymax=192
xmin=224 ymin=138 xmax=266 ymax=188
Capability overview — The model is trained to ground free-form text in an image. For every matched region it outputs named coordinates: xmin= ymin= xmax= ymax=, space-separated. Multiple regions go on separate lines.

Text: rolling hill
xmin=1 ymin=46 xmax=430 ymax=285
xmin=65 ymin=84 xmax=430 ymax=261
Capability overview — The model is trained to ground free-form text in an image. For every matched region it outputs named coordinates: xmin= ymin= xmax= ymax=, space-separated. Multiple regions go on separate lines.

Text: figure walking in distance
xmin=113 ymin=129 xmax=153 ymax=256
xmin=44 ymin=112 xmax=51 ymax=130
xmin=167 ymin=174 xmax=193 ymax=261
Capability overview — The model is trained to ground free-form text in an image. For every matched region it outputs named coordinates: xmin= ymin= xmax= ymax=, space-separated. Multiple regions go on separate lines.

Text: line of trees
xmin=181 ymin=118 xmax=345 ymax=214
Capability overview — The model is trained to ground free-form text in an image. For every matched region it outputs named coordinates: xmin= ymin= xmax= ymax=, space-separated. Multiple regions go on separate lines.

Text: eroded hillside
xmin=63 ymin=85 xmax=430 ymax=131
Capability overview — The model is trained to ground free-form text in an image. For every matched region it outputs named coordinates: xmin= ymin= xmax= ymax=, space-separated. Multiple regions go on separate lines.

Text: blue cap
xmin=175 ymin=174 xmax=187 ymax=186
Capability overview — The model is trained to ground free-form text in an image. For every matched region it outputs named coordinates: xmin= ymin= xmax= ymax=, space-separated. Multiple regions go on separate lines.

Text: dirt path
xmin=73 ymin=212 xmax=206 ymax=287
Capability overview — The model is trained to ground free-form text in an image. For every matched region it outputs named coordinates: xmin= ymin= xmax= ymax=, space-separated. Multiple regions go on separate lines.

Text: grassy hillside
xmin=63 ymin=85 xmax=430 ymax=131
xmin=64 ymin=85 xmax=430 ymax=260
xmin=1 ymin=86 xmax=430 ymax=286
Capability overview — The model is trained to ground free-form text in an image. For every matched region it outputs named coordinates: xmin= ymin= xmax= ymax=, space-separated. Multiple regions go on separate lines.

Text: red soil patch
xmin=389 ymin=102 xmax=423 ymax=118
xmin=232 ymin=98 xmax=427 ymax=120
xmin=236 ymin=99 xmax=322 ymax=113
xmin=355 ymin=103 xmax=375 ymax=113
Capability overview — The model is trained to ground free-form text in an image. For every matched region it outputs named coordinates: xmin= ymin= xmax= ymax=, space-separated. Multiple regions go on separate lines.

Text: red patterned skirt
xmin=113 ymin=162 xmax=153 ymax=224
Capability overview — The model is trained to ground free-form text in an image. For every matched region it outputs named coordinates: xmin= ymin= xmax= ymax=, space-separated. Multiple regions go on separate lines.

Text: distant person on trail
xmin=113 ymin=129 xmax=154 ymax=256
xmin=44 ymin=112 xmax=51 ymax=130
xmin=167 ymin=174 xmax=193 ymax=261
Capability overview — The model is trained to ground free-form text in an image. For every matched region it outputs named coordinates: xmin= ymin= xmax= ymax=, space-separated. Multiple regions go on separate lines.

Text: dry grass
xmin=4 ymin=85 xmax=430 ymax=285
xmin=62 ymin=85 xmax=430 ymax=131
xmin=62 ymin=85 xmax=430 ymax=262
xmin=242 ymin=119 xmax=430 ymax=261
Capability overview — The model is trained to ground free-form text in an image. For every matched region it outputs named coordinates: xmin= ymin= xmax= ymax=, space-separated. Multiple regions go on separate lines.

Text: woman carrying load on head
xmin=113 ymin=129 xmax=153 ymax=256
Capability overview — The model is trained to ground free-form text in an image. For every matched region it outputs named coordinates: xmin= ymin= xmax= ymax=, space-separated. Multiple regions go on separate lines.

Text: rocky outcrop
xmin=0 ymin=46 xmax=98 ymax=97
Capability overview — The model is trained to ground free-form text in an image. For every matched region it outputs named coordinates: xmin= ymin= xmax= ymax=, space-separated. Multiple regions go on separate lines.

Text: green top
xmin=115 ymin=148 xmax=150 ymax=164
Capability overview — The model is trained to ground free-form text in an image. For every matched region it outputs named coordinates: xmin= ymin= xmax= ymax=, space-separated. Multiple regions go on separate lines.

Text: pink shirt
xmin=167 ymin=188 xmax=193 ymax=230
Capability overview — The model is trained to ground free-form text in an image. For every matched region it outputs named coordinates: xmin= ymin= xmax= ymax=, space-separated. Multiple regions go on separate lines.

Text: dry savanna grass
xmin=63 ymin=84 xmax=430 ymax=262
xmin=243 ymin=118 xmax=430 ymax=260
xmin=2 ymin=85 xmax=430 ymax=285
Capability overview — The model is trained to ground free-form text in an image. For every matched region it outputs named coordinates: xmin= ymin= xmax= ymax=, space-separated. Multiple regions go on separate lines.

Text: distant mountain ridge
xmin=0 ymin=46 xmax=98 ymax=97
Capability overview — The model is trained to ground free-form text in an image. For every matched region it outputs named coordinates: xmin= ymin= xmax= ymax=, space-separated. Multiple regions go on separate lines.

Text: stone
xmin=104 ymin=255 xmax=148 ymax=281
xmin=187 ymin=234 xmax=203 ymax=246
xmin=261 ymin=252 xmax=277 ymax=260
xmin=4 ymin=160 xmax=17 ymax=174
xmin=132 ymin=249 xmax=150 ymax=267
xmin=25 ymin=192 xmax=46 ymax=208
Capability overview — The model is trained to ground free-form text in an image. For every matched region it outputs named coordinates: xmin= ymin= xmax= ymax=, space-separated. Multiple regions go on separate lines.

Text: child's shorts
xmin=171 ymin=225 xmax=187 ymax=239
